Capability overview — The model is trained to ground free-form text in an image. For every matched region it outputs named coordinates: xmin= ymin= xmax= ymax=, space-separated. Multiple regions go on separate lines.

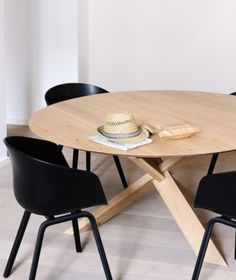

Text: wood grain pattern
xmin=153 ymin=171 xmax=226 ymax=266
xmin=130 ymin=157 xmax=227 ymax=266
xmin=29 ymin=91 xmax=236 ymax=157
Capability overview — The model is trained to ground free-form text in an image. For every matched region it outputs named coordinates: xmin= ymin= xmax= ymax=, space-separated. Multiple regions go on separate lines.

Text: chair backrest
xmin=45 ymin=83 xmax=109 ymax=105
xmin=194 ymin=171 xmax=236 ymax=219
xmin=4 ymin=136 xmax=107 ymax=216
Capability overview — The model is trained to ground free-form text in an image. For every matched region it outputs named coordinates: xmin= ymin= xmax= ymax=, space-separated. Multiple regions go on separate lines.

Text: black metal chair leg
xmin=72 ymin=217 xmax=82 ymax=253
xmin=72 ymin=149 xmax=79 ymax=169
xmin=192 ymin=218 xmax=216 ymax=280
xmin=30 ymin=212 xmax=112 ymax=280
xmin=113 ymin=155 xmax=128 ymax=188
xmin=5 ymin=211 xmax=112 ymax=280
xmin=83 ymin=211 xmax=113 ymax=280
xmin=207 ymin=153 xmax=219 ymax=175
xmin=28 ymin=222 xmax=48 ymax=280
xmin=86 ymin=151 xmax=91 ymax=172
xmin=3 ymin=211 xmax=31 ymax=278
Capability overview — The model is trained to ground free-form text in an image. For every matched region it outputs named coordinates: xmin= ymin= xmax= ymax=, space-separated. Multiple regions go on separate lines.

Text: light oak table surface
xmin=29 ymin=90 xmax=236 ymax=157
xmin=29 ymin=90 xmax=236 ymax=268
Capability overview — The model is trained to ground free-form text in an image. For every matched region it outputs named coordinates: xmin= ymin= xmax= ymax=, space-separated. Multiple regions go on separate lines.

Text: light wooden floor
xmin=1 ymin=125 xmax=236 ymax=279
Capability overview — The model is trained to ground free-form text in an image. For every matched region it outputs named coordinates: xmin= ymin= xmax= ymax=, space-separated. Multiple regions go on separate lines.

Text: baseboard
xmin=7 ymin=119 xmax=28 ymax=125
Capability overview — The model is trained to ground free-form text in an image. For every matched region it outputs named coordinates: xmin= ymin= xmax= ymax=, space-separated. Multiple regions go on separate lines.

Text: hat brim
xmin=97 ymin=125 xmax=150 ymax=143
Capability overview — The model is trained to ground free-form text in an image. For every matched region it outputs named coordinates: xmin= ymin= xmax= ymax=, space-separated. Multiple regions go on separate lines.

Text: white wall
xmin=4 ymin=1 xmax=236 ymax=126
xmin=88 ymin=0 xmax=236 ymax=93
xmin=28 ymin=0 xmax=79 ymax=116
xmin=4 ymin=0 xmax=30 ymax=124
xmin=78 ymin=0 xmax=89 ymax=83
xmin=5 ymin=0 xmax=79 ymax=124
xmin=0 ymin=0 xmax=6 ymax=161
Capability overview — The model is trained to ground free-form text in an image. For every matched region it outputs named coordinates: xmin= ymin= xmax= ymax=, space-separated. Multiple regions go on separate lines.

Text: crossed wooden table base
xmin=65 ymin=156 xmax=227 ymax=267
xmin=29 ymin=90 xmax=236 ymax=268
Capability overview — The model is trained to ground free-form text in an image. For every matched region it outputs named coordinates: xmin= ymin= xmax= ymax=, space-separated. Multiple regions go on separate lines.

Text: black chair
xmin=3 ymin=136 xmax=113 ymax=280
xmin=192 ymin=171 xmax=236 ymax=279
xmin=207 ymin=92 xmax=236 ymax=175
xmin=45 ymin=82 xmax=128 ymax=188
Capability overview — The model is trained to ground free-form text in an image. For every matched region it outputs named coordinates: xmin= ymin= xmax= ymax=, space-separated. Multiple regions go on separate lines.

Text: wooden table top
xmin=29 ymin=90 xmax=236 ymax=158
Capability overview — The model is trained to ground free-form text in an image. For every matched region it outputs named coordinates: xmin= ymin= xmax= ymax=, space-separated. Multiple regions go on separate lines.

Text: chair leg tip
xmin=3 ymin=272 xmax=10 ymax=278
xmin=76 ymin=248 xmax=83 ymax=253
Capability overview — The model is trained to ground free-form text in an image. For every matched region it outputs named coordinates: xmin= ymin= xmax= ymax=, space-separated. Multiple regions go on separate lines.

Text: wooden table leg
xmin=153 ymin=171 xmax=227 ymax=266
xmin=64 ymin=173 xmax=153 ymax=234
xmin=129 ymin=157 xmax=226 ymax=266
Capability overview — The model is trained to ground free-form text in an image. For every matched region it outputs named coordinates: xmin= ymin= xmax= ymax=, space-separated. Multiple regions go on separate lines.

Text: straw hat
xmin=97 ymin=112 xmax=150 ymax=143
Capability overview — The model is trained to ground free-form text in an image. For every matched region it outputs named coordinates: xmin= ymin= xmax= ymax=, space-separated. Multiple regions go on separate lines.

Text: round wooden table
xmin=29 ymin=90 xmax=236 ymax=267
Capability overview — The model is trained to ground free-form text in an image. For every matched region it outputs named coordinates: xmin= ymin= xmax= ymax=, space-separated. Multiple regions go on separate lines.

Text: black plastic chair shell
xmin=3 ymin=136 xmax=112 ymax=280
xmin=192 ymin=171 xmax=236 ymax=279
